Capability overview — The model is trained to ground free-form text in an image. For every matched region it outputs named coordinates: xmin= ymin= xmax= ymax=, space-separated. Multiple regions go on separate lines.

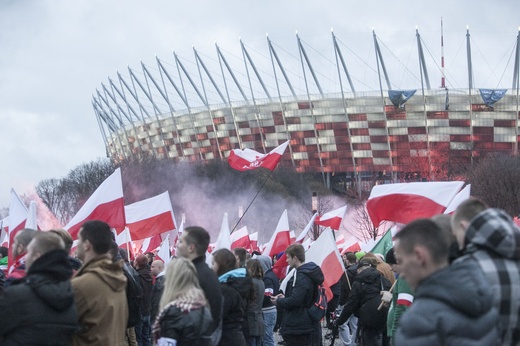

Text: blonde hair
xmin=159 ymin=257 xmax=204 ymax=310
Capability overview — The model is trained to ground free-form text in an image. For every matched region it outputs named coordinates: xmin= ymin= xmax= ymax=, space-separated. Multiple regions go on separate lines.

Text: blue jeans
xmin=262 ymin=309 xmax=277 ymax=346
xmin=135 ymin=315 xmax=151 ymax=346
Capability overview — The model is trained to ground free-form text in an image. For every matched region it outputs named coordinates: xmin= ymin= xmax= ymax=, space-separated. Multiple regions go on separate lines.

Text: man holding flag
xmin=270 ymin=244 xmax=324 ymax=346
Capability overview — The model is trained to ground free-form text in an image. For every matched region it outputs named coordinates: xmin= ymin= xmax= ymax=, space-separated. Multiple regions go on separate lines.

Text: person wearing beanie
xmin=380 ymin=247 xmax=414 ymax=345
xmin=354 ymin=251 xmax=365 ymax=262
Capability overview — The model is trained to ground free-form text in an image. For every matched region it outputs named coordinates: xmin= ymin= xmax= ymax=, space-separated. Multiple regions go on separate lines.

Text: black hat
xmin=385 ymin=247 xmax=397 ymax=265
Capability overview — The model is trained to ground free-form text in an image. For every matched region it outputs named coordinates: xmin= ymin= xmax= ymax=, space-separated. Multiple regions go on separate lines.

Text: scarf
xmin=152 ymin=288 xmax=207 ymax=343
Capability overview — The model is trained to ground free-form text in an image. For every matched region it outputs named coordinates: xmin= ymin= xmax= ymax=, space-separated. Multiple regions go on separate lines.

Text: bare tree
xmin=466 ymin=153 xmax=520 ymax=217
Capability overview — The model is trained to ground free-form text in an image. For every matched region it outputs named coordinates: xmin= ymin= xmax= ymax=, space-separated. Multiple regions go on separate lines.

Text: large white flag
xmin=125 ymin=191 xmax=175 ymax=241
xmin=64 ymin=168 xmax=125 ymax=239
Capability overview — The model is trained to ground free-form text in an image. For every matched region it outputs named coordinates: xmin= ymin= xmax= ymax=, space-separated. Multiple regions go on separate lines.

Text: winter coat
xmin=193 ymin=255 xmax=223 ymax=333
xmin=243 ymin=277 xmax=265 ymax=337
xmin=0 ymin=249 xmax=78 ymax=345
xmin=137 ymin=265 xmax=153 ymax=315
xmin=257 ymin=255 xmax=280 ymax=311
xmin=338 ymin=263 xmax=357 ymax=306
xmin=463 ymin=208 xmax=520 ymax=345
xmin=219 ymin=267 xmax=252 ymax=346
xmin=336 ymin=266 xmax=391 ymax=329
xmin=395 ymin=256 xmax=500 ymax=346
xmin=71 ymin=254 xmax=128 ymax=346
xmin=277 ymin=262 xmax=324 ymax=337
xmin=151 ymin=272 xmax=165 ymax=323
xmin=158 ymin=304 xmax=213 ymax=346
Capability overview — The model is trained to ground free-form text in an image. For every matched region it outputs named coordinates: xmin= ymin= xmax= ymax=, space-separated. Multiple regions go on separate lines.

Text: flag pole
xmin=231 ymin=170 xmax=273 ymax=233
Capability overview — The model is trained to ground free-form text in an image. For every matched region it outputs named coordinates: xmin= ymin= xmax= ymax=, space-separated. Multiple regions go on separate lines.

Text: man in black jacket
xmin=150 ymin=259 xmax=165 ymax=323
xmin=0 ymin=232 xmax=78 ymax=345
xmin=177 ymin=226 xmax=223 ymax=346
xmin=271 ymin=244 xmax=324 ymax=346
xmin=135 ymin=254 xmax=153 ymax=346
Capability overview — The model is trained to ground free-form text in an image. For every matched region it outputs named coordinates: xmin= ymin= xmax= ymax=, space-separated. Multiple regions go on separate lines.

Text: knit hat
xmin=355 ymin=251 xmax=366 ymax=261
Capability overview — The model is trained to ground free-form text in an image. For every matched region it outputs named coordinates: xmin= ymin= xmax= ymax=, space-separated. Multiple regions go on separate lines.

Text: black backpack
xmin=307 ymin=284 xmax=328 ymax=322
xmin=123 ymin=266 xmax=143 ymax=328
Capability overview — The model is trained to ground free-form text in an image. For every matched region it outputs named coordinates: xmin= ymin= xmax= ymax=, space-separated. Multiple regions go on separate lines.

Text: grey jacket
xmin=395 ymin=256 xmax=499 ymax=346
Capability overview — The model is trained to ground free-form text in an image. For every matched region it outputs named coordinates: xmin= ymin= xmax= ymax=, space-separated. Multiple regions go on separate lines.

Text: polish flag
xmin=289 ymin=230 xmax=296 ymax=244
xmin=341 ymin=241 xmax=361 ymax=255
xmin=335 ymin=234 xmax=346 ymax=252
xmin=272 ymin=253 xmax=289 ymax=279
xmin=444 ymin=184 xmax=471 ymax=215
xmin=115 ymin=227 xmax=133 ymax=247
xmin=231 ymin=226 xmax=251 ymax=250
xmin=140 ymin=234 xmax=163 ymax=254
xmin=64 ymin=168 xmax=125 ymax=240
xmin=295 ymin=213 xmax=318 ymax=244
xmin=249 ymin=232 xmax=259 ymax=252
xmin=214 ymin=213 xmax=232 ymax=251
xmin=7 ymin=189 xmax=29 ymax=274
xmin=305 ymin=229 xmax=346 ymax=301
xmin=315 ymin=205 xmax=347 ymax=230
xmin=366 ymin=181 xmax=464 ymax=227
xmin=0 ymin=217 xmax=8 ymax=247
xmin=25 ymin=201 xmax=39 ymax=230
xmin=125 ymin=191 xmax=175 ymax=241
xmin=228 ymin=140 xmax=289 ymax=171
xmin=156 ymin=236 xmax=171 ymax=265
xmin=262 ymin=210 xmax=291 ymax=258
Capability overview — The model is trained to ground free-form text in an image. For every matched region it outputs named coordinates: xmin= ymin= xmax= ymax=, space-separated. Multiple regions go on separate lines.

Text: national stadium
xmin=91 ymin=28 xmax=520 ymax=189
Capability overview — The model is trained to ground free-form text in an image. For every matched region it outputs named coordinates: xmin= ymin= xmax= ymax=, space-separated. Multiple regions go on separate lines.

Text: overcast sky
xmin=1 ymin=0 xmax=519 ymax=208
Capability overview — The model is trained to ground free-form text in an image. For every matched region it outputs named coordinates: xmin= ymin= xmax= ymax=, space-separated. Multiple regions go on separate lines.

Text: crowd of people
xmin=0 ymin=196 xmax=519 ymax=345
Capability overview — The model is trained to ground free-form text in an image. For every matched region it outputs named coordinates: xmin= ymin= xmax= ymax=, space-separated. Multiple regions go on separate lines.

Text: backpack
xmin=307 ymin=284 xmax=327 ymax=322
xmin=123 ymin=266 xmax=143 ymax=328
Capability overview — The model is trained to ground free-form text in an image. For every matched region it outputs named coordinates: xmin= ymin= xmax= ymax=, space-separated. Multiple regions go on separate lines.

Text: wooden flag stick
xmin=378 ymin=279 xmax=397 ymax=310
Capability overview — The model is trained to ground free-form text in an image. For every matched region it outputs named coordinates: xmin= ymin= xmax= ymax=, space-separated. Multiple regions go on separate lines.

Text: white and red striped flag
xmin=315 ymin=205 xmax=347 ymax=230
xmin=443 ymin=184 xmax=471 ymax=215
xmin=228 ymin=140 xmax=289 ymax=171
xmin=263 ymin=210 xmax=291 ymax=258
xmin=7 ymin=189 xmax=29 ymax=274
xmin=249 ymin=232 xmax=259 ymax=252
xmin=0 ymin=217 xmax=8 ymax=248
xmin=125 ymin=191 xmax=176 ymax=241
xmin=230 ymin=226 xmax=251 ymax=250
xmin=156 ymin=235 xmax=171 ymax=265
xmin=295 ymin=213 xmax=318 ymax=244
xmin=64 ymin=168 xmax=125 ymax=240
xmin=214 ymin=213 xmax=232 ymax=251
xmin=366 ymin=181 xmax=464 ymax=227
xmin=305 ymin=228 xmax=346 ymax=301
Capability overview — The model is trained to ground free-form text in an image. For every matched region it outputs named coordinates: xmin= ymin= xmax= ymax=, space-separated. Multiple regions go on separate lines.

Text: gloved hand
xmin=380 ymin=290 xmax=392 ymax=305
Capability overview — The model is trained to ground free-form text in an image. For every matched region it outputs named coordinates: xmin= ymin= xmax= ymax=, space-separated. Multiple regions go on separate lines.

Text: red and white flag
xmin=228 ymin=140 xmax=289 ymax=171
xmin=7 ymin=189 xmax=29 ymax=274
xmin=156 ymin=236 xmax=171 ymax=265
xmin=25 ymin=201 xmax=38 ymax=230
xmin=140 ymin=234 xmax=163 ymax=255
xmin=0 ymin=217 xmax=8 ymax=248
xmin=125 ymin=191 xmax=176 ymax=241
xmin=263 ymin=210 xmax=291 ymax=258
xmin=295 ymin=213 xmax=318 ymax=244
xmin=64 ymin=168 xmax=125 ymax=240
xmin=366 ymin=181 xmax=464 ymax=227
xmin=115 ymin=227 xmax=133 ymax=247
xmin=444 ymin=184 xmax=471 ymax=215
xmin=214 ymin=213 xmax=232 ymax=251
xmin=231 ymin=226 xmax=251 ymax=250
xmin=341 ymin=242 xmax=361 ymax=255
xmin=315 ymin=205 xmax=347 ymax=230
xmin=249 ymin=232 xmax=259 ymax=252
xmin=305 ymin=228 xmax=346 ymax=301
xmin=397 ymin=292 xmax=414 ymax=307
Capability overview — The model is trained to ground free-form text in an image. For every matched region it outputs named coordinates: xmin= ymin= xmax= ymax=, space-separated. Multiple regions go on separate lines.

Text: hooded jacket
xmin=395 ymin=256 xmax=499 ymax=346
xmin=71 ymin=254 xmax=128 ymax=346
xmin=137 ymin=265 xmax=153 ymax=315
xmin=0 ymin=249 xmax=78 ymax=345
xmin=463 ymin=208 xmax=520 ymax=345
xmin=277 ymin=262 xmax=324 ymax=336
xmin=336 ymin=266 xmax=391 ymax=328
xmin=219 ymin=267 xmax=252 ymax=346
xmin=256 ymin=255 xmax=280 ymax=310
